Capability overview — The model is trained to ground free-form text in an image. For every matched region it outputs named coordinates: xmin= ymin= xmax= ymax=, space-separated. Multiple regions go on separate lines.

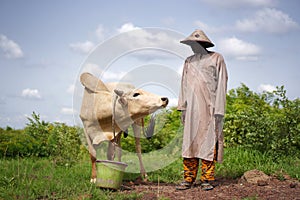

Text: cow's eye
xmin=133 ymin=92 xmax=140 ymax=97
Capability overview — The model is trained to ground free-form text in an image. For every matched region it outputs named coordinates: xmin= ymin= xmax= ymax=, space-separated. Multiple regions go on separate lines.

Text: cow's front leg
xmin=90 ymin=153 xmax=97 ymax=183
xmin=116 ymin=132 xmax=122 ymax=162
xmin=107 ymin=141 xmax=114 ymax=161
xmin=132 ymin=123 xmax=147 ymax=181
xmin=107 ymin=133 xmax=122 ymax=161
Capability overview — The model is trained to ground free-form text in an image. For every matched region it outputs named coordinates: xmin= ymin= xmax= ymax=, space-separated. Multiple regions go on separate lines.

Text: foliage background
xmin=0 ymin=84 xmax=299 ymax=162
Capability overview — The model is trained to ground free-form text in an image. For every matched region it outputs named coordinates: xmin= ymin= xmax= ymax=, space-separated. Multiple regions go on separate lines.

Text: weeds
xmin=0 ymin=147 xmax=299 ymax=199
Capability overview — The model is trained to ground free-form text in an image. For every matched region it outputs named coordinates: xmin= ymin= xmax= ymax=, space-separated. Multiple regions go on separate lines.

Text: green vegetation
xmin=0 ymin=157 xmax=142 ymax=200
xmin=224 ymin=84 xmax=300 ymax=158
xmin=0 ymin=112 xmax=84 ymax=166
xmin=0 ymin=147 xmax=299 ymax=199
xmin=0 ymin=83 xmax=299 ymax=199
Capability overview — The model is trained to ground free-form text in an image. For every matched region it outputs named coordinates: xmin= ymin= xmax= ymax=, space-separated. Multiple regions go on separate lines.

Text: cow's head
xmin=114 ymin=88 xmax=168 ymax=120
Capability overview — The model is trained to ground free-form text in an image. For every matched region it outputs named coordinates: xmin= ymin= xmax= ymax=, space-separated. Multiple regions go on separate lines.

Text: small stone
xmin=290 ymin=182 xmax=297 ymax=188
xmin=257 ymin=180 xmax=268 ymax=186
xmin=242 ymin=169 xmax=270 ymax=185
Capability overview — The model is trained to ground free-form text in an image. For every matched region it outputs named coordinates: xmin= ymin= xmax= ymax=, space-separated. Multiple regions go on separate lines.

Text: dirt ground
xmin=121 ymin=176 xmax=300 ymax=200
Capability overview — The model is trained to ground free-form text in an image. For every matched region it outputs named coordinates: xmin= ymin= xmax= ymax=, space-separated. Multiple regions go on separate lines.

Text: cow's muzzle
xmin=161 ymin=97 xmax=169 ymax=107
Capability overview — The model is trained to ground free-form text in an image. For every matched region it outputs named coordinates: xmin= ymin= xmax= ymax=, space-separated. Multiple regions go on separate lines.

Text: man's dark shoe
xmin=176 ymin=181 xmax=192 ymax=190
xmin=201 ymin=182 xmax=214 ymax=191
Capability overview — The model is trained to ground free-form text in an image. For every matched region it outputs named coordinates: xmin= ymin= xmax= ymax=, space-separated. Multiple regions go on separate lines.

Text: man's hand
xmin=181 ymin=110 xmax=186 ymax=124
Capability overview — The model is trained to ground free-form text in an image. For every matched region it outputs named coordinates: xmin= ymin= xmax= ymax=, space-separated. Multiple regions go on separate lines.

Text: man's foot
xmin=201 ymin=182 xmax=214 ymax=191
xmin=176 ymin=181 xmax=192 ymax=190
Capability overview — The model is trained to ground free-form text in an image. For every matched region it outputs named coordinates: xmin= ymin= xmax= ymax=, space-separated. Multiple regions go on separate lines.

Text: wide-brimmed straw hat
xmin=180 ymin=29 xmax=214 ymax=48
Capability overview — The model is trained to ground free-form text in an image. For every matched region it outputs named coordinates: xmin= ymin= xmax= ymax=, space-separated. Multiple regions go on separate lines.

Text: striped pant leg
xmin=200 ymin=148 xmax=217 ymax=182
xmin=183 ymin=157 xmax=199 ymax=183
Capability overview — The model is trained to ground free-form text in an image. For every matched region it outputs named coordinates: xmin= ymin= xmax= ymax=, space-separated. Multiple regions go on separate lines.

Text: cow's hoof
xmin=90 ymin=178 xmax=96 ymax=183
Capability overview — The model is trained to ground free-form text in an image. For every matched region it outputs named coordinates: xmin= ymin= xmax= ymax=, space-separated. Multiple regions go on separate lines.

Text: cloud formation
xmin=194 ymin=21 xmax=220 ymax=34
xmin=258 ymin=84 xmax=277 ymax=93
xmin=236 ymin=8 xmax=299 ymax=33
xmin=0 ymin=34 xmax=24 ymax=59
xmin=218 ymin=37 xmax=261 ymax=61
xmin=69 ymin=40 xmax=95 ymax=54
xmin=81 ymin=62 xmax=126 ymax=81
xmin=117 ymin=23 xmax=140 ymax=33
xmin=67 ymin=84 xmax=75 ymax=94
xmin=61 ymin=107 xmax=76 ymax=115
xmin=21 ymin=88 xmax=42 ymax=99
xmin=95 ymin=25 xmax=105 ymax=41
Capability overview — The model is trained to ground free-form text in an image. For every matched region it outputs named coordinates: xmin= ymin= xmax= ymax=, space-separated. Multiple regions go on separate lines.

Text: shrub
xmin=224 ymin=84 xmax=300 ymax=158
xmin=0 ymin=128 xmax=35 ymax=157
xmin=1 ymin=112 xmax=83 ymax=166
xmin=121 ymin=107 xmax=183 ymax=153
xmin=47 ymin=123 xmax=82 ymax=166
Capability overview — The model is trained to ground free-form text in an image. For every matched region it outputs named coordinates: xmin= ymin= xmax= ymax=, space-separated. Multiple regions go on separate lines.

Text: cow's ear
xmin=80 ymin=72 xmax=109 ymax=92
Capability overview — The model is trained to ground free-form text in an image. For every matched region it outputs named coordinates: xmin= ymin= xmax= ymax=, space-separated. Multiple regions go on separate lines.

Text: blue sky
xmin=0 ymin=0 xmax=299 ymax=129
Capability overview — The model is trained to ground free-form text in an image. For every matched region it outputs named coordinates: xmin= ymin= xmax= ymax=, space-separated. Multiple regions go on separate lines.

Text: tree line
xmin=0 ymin=84 xmax=299 ymax=164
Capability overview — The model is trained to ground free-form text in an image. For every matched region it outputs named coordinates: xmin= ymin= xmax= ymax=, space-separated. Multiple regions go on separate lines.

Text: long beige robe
xmin=178 ymin=52 xmax=228 ymax=163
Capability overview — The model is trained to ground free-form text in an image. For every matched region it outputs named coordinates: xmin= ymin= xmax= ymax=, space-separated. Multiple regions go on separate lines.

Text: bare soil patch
xmin=121 ymin=176 xmax=300 ymax=200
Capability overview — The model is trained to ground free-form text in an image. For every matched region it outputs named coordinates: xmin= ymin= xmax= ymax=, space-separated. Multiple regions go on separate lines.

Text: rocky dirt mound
xmin=121 ymin=170 xmax=300 ymax=200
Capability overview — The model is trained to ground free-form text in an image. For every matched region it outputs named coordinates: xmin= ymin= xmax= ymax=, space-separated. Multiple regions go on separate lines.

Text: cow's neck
xmin=112 ymin=100 xmax=135 ymax=132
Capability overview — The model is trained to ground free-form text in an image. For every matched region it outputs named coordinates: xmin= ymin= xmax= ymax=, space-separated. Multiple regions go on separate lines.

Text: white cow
xmin=80 ymin=72 xmax=169 ymax=183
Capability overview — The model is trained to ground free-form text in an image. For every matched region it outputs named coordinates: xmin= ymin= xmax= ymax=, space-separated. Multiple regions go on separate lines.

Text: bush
xmin=23 ymin=112 xmax=51 ymax=157
xmin=0 ymin=128 xmax=35 ymax=157
xmin=224 ymin=84 xmax=300 ymax=158
xmin=121 ymin=107 xmax=183 ymax=153
xmin=46 ymin=123 xmax=82 ymax=166
xmin=0 ymin=112 xmax=83 ymax=166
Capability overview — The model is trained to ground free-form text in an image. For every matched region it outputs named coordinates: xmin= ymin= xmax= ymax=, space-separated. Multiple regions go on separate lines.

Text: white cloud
xmin=258 ymin=84 xmax=277 ymax=93
xmin=21 ymin=88 xmax=42 ymax=99
xmin=194 ymin=20 xmax=221 ymax=33
xmin=117 ymin=23 xmax=140 ymax=33
xmin=69 ymin=40 xmax=95 ymax=54
xmin=102 ymin=71 xmax=127 ymax=81
xmin=95 ymin=25 xmax=105 ymax=41
xmin=177 ymin=64 xmax=184 ymax=76
xmin=72 ymin=23 xmax=190 ymax=62
xmin=236 ymin=8 xmax=299 ymax=34
xmin=67 ymin=84 xmax=75 ymax=94
xmin=61 ymin=107 xmax=76 ymax=115
xmin=82 ymin=62 xmax=102 ymax=75
xmin=115 ymin=23 xmax=188 ymax=57
xmin=0 ymin=34 xmax=24 ymax=59
xmin=200 ymin=0 xmax=276 ymax=8
xmin=81 ymin=62 xmax=126 ymax=81
xmin=218 ymin=37 xmax=261 ymax=61
xmin=167 ymin=97 xmax=178 ymax=108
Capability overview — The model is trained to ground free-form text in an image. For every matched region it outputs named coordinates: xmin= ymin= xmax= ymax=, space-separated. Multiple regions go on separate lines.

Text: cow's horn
xmin=114 ymin=89 xmax=124 ymax=97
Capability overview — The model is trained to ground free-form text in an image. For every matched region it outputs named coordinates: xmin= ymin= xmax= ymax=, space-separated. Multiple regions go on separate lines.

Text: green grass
xmin=0 ymin=147 xmax=299 ymax=199
xmin=217 ymin=147 xmax=300 ymax=179
xmin=0 ymin=157 xmax=141 ymax=200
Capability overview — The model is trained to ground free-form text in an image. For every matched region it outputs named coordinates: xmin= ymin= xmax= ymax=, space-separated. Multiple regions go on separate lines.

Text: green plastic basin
xmin=96 ymin=160 xmax=128 ymax=189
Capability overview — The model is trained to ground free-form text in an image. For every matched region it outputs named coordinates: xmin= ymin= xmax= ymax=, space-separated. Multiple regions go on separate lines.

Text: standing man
xmin=176 ymin=30 xmax=228 ymax=191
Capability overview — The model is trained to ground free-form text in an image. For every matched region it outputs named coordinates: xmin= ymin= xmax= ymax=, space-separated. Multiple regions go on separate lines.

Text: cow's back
xmin=105 ymin=82 xmax=135 ymax=93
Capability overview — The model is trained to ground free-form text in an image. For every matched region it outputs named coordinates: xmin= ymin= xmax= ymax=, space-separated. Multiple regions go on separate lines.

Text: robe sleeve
xmin=177 ymin=59 xmax=188 ymax=111
xmin=214 ymin=55 xmax=228 ymax=116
